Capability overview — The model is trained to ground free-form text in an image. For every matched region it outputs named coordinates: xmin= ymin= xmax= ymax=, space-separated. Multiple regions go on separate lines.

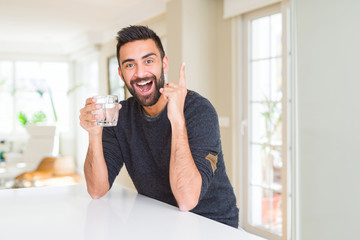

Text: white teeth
xmin=137 ymin=80 xmax=151 ymax=86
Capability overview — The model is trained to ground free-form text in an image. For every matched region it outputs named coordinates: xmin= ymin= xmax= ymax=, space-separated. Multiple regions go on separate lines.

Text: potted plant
xmin=14 ymin=81 xmax=84 ymax=187
xmin=17 ymin=82 xmax=84 ymax=154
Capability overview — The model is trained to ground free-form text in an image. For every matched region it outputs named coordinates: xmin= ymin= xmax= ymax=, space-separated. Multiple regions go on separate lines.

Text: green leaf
xmin=36 ymin=89 xmax=45 ymax=97
xmin=67 ymin=82 xmax=85 ymax=96
xmin=30 ymin=111 xmax=47 ymax=124
xmin=18 ymin=112 xmax=28 ymax=127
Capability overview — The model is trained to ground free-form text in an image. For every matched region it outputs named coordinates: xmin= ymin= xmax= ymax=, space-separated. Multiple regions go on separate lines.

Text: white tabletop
xmin=0 ymin=184 xmax=265 ymax=240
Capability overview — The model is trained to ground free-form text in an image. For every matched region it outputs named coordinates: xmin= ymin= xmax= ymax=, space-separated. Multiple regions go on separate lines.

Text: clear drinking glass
xmin=93 ymin=95 xmax=119 ymax=127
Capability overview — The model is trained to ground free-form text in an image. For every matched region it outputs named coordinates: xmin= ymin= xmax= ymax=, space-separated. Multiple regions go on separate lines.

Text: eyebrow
xmin=121 ymin=52 xmax=157 ymax=66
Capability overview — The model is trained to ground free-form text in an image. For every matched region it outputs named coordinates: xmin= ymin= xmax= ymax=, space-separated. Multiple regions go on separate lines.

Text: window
xmin=0 ymin=60 xmax=70 ymax=136
xmin=108 ymin=56 xmax=125 ymax=100
xmin=239 ymin=3 xmax=291 ymax=240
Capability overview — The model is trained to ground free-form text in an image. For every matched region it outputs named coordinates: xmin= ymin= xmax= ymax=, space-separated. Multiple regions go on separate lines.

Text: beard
xmin=123 ymin=67 xmax=165 ymax=107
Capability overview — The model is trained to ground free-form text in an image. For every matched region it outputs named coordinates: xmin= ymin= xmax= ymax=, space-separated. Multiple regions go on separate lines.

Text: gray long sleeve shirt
xmin=102 ymin=90 xmax=239 ymax=228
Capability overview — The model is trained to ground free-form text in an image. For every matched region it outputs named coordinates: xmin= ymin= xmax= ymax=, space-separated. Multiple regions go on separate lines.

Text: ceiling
xmin=0 ymin=0 xmax=167 ymax=55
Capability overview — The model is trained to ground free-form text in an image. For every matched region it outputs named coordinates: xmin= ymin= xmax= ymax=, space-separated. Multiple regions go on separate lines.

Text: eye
xmin=125 ymin=63 xmax=135 ymax=69
xmin=145 ymin=59 xmax=153 ymax=64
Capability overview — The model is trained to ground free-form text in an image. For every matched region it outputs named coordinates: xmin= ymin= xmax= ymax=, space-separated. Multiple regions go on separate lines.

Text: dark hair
xmin=116 ymin=25 xmax=165 ymax=67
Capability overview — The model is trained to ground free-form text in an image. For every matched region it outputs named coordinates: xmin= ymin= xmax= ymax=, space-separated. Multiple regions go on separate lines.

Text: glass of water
xmin=93 ymin=95 xmax=119 ymax=127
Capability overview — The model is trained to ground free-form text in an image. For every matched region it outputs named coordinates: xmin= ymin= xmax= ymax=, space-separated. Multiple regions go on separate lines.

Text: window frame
xmin=234 ymin=2 xmax=292 ymax=240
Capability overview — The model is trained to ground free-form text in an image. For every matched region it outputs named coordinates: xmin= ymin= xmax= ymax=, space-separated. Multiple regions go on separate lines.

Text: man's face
xmin=118 ymin=39 xmax=168 ymax=107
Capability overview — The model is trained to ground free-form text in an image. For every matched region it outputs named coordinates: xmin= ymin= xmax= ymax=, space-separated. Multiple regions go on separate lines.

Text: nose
xmin=134 ymin=63 xmax=147 ymax=78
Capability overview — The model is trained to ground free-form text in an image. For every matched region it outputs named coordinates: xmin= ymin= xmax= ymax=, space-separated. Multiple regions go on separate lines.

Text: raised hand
xmin=160 ymin=62 xmax=187 ymax=124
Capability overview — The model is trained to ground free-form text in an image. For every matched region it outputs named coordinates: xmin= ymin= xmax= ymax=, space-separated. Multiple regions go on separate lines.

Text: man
xmin=79 ymin=25 xmax=239 ymax=228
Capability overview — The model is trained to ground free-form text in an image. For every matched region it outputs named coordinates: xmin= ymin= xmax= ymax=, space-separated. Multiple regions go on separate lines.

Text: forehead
xmin=119 ymin=39 xmax=160 ymax=60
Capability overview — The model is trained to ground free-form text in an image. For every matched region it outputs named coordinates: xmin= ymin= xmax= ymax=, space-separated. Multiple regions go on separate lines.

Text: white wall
xmin=72 ymin=49 xmax=101 ymax=174
xmin=166 ymin=0 xmax=235 ymax=184
xmin=166 ymin=0 xmax=218 ymax=103
xmin=295 ymin=0 xmax=360 ymax=239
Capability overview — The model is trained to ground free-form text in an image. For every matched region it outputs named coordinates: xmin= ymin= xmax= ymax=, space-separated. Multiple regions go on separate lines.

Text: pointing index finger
xmin=179 ymin=62 xmax=186 ymax=87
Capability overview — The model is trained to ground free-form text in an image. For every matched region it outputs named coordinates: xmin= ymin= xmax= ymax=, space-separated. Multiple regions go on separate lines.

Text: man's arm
xmin=79 ymin=97 xmax=111 ymax=199
xmin=84 ymin=134 xmax=110 ymax=199
xmin=169 ymin=118 xmax=202 ymax=211
xmin=160 ymin=63 xmax=202 ymax=211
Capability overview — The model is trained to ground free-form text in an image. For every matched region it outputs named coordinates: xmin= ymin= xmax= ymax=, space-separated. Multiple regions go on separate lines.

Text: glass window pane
xmin=15 ymin=62 xmax=41 ymax=84
xmin=257 ymin=100 xmax=282 ymax=146
xmin=41 ymin=62 xmax=70 ymax=131
xmin=270 ymin=146 xmax=282 ymax=189
xmin=14 ymin=61 xmax=70 ymax=132
xmin=0 ymin=61 xmax=14 ymax=134
xmin=249 ymin=186 xmax=263 ymax=226
xmin=270 ymin=191 xmax=283 ymax=234
xmin=14 ymin=62 xmax=38 ymax=132
xmin=262 ymin=190 xmax=282 ymax=234
xmin=271 ymin=58 xmax=282 ymax=101
xmin=250 ymin=144 xmax=283 ymax=189
xmin=269 ymin=102 xmax=282 ymax=146
xmin=250 ymin=103 xmax=267 ymax=143
xmin=257 ymin=144 xmax=272 ymax=187
xmin=249 ymin=187 xmax=283 ymax=235
xmin=251 ymin=16 xmax=270 ymax=59
xmin=15 ymin=62 xmax=46 ymax=132
xmin=271 ymin=13 xmax=282 ymax=57
xmin=109 ymin=56 xmax=125 ymax=101
xmin=250 ymin=144 xmax=264 ymax=185
xmin=251 ymin=60 xmax=270 ymax=101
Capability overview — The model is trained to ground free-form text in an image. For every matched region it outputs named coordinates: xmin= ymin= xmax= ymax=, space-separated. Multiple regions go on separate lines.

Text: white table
xmin=0 ymin=184 xmax=265 ymax=240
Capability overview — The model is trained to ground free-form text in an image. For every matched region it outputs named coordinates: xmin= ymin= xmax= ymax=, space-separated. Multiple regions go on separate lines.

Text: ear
xmin=118 ymin=67 xmax=125 ymax=82
xmin=162 ymin=56 xmax=168 ymax=74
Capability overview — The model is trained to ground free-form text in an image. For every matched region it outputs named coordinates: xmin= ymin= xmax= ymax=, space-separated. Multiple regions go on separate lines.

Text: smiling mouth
xmin=135 ymin=79 xmax=154 ymax=94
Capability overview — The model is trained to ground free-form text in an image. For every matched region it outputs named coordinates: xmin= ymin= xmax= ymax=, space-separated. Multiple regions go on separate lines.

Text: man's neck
xmin=142 ymin=95 xmax=167 ymax=117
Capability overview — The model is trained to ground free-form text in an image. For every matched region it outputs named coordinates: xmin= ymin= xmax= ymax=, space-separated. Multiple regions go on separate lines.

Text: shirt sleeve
xmin=102 ymin=127 xmax=124 ymax=188
xmin=185 ymin=95 xmax=221 ymax=200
